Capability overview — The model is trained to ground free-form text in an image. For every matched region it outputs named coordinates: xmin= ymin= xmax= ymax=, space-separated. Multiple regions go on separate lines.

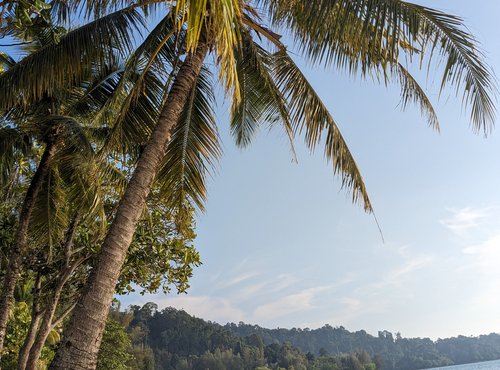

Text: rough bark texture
xmin=17 ymin=274 xmax=43 ymax=370
xmin=49 ymin=42 xmax=209 ymax=370
xmin=0 ymin=141 xmax=57 ymax=356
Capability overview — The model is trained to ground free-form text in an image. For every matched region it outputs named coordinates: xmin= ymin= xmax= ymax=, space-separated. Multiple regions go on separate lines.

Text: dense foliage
xmin=106 ymin=303 xmax=380 ymax=370
xmin=227 ymin=323 xmax=500 ymax=370
xmin=109 ymin=303 xmax=500 ymax=370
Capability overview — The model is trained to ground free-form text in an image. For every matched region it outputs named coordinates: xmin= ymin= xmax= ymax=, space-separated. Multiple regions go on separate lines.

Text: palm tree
xmin=1 ymin=8 xmax=193 ymax=365
xmin=0 ymin=6 xmax=146 ymax=355
xmin=1 ymin=1 xmax=496 ymax=368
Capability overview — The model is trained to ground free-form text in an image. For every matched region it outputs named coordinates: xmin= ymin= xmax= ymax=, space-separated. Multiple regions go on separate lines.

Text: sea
xmin=424 ymin=359 xmax=500 ymax=370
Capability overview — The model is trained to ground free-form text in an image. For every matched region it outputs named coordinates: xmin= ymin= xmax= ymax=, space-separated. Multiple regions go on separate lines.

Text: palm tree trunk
xmin=17 ymin=273 xmax=43 ymax=370
xmin=0 ymin=141 xmax=57 ymax=355
xmin=49 ymin=42 xmax=210 ymax=370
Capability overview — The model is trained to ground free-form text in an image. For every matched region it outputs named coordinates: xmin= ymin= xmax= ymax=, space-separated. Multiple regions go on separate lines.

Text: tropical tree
xmin=96 ymin=320 xmax=134 ymax=370
xmin=0 ymin=0 xmax=496 ymax=369
xmin=0 ymin=3 xmax=146 ymax=355
xmin=0 ymin=4 xmax=201 ymax=363
xmin=0 ymin=39 xmax=200 ymax=370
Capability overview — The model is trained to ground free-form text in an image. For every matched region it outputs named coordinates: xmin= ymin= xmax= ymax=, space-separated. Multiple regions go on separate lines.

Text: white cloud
xmin=217 ymin=272 xmax=299 ymax=303
xmin=461 ymin=232 xmax=500 ymax=276
xmin=253 ymin=286 xmax=331 ymax=321
xmin=386 ymin=255 xmax=434 ymax=282
xmin=301 ymin=247 xmax=435 ymax=329
xmin=155 ymin=295 xmax=246 ymax=324
xmin=268 ymin=273 xmax=298 ymax=292
xmin=440 ymin=207 xmax=491 ymax=237
xmin=219 ymin=271 xmax=261 ymax=288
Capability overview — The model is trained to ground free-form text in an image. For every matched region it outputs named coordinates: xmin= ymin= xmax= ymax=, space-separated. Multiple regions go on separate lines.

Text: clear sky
xmin=65 ymin=1 xmax=500 ymax=340
xmin=120 ymin=0 xmax=500 ymax=340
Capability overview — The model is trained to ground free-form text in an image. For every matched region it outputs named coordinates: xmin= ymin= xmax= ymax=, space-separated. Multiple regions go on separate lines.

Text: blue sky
xmin=121 ymin=0 xmax=500 ymax=340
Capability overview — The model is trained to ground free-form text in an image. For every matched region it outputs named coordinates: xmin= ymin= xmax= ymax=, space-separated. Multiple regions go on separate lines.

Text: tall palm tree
xmin=1 ymin=1 xmax=496 ymax=368
xmin=1 ymin=7 xmax=190 ymax=364
xmin=0 ymin=5 xmax=146 ymax=355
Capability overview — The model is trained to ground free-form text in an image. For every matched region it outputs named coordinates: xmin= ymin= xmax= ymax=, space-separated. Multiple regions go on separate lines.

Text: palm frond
xmin=272 ymin=50 xmax=372 ymax=212
xmin=100 ymin=68 xmax=165 ymax=156
xmin=26 ymin=114 xmax=111 ymax=246
xmin=262 ymin=0 xmax=496 ymax=131
xmin=402 ymin=3 xmax=496 ymax=132
xmin=95 ymin=12 xmax=182 ymax=155
xmin=394 ymin=63 xmax=439 ymax=131
xmin=0 ymin=126 xmax=32 ymax=190
xmin=71 ymin=0 xmax=165 ymax=19
xmin=172 ymin=0 xmax=242 ymax=100
xmin=62 ymin=64 xmax=125 ymax=118
xmin=0 ymin=52 xmax=15 ymax=73
xmin=231 ymin=30 xmax=295 ymax=156
xmin=156 ymin=67 xmax=221 ymax=214
xmin=0 ymin=6 xmax=144 ymax=112
xmin=29 ymin=166 xmax=69 ymax=248
xmin=209 ymin=0 xmax=242 ymax=101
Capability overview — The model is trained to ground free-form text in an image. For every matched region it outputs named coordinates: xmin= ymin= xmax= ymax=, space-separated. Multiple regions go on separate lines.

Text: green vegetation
xmin=100 ymin=303 xmax=381 ymax=370
xmin=227 ymin=323 xmax=500 ymax=369
xmin=0 ymin=0 xmax=497 ymax=368
xmin=99 ymin=303 xmax=500 ymax=370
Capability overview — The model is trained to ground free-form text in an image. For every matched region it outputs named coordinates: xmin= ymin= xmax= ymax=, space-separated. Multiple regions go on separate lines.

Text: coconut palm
xmin=0 ymin=5 xmax=147 ymax=355
xmin=0 ymin=0 xmax=495 ymax=368
xmin=0 ymin=8 xmax=189 ymax=362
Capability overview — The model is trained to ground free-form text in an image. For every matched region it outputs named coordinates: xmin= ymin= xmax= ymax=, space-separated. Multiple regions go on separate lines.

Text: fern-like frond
xmin=261 ymin=0 xmax=496 ymax=131
xmin=100 ymin=68 xmax=165 ymax=156
xmin=30 ymin=166 xmax=69 ymax=248
xmin=272 ymin=50 xmax=372 ymax=211
xmin=0 ymin=126 xmax=32 ymax=190
xmin=156 ymin=67 xmax=221 ymax=213
xmin=231 ymin=30 xmax=295 ymax=155
xmin=95 ymin=12 xmax=182 ymax=155
xmin=394 ymin=63 xmax=439 ymax=131
xmin=0 ymin=52 xmax=15 ymax=73
xmin=0 ymin=6 xmax=144 ymax=112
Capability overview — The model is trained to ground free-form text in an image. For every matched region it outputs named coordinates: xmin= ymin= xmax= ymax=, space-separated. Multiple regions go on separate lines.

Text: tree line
xmin=93 ymin=303 xmax=500 ymax=370
xmin=227 ymin=322 xmax=500 ymax=370
xmin=101 ymin=302 xmax=383 ymax=370
xmin=0 ymin=0 xmax=496 ymax=369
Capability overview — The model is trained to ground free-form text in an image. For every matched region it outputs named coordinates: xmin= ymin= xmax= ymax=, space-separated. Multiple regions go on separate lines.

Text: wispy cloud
xmin=154 ymin=295 xmax=246 ymax=324
xmin=301 ymin=245 xmax=436 ymax=329
xmin=440 ymin=207 xmax=491 ymax=237
xmin=462 ymin=232 xmax=500 ymax=276
xmin=228 ymin=274 xmax=298 ymax=302
xmin=219 ymin=271 xmax=261 ymax=288
xmin=373 ymin=254 xmax=435 ymax=290
xmin=253 ymin=286 xmax=332 ymax=321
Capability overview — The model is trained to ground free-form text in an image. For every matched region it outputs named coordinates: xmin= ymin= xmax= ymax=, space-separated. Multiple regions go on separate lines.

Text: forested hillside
xmin=103 ymin=303 xmax=500 ymax=370
xmin=226 ymin=322 xmax=500 ymax=369
xmin=104 ymin=302 xmax=379 ymax=370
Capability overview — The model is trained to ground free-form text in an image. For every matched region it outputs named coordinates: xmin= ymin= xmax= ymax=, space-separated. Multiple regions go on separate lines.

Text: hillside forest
xmin=7 ymin=302 xmax=496 ymax=370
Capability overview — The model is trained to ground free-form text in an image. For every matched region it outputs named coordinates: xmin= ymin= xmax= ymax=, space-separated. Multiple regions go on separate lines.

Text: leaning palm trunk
xmin=0 ymin=141 xmax=57 ymax=355
xmin=49 ymin=41 xmax=210 ymax=370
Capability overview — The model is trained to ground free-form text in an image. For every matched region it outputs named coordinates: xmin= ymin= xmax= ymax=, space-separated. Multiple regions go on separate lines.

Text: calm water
xmin=425 ymin=359 xmax=500 ymax=370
